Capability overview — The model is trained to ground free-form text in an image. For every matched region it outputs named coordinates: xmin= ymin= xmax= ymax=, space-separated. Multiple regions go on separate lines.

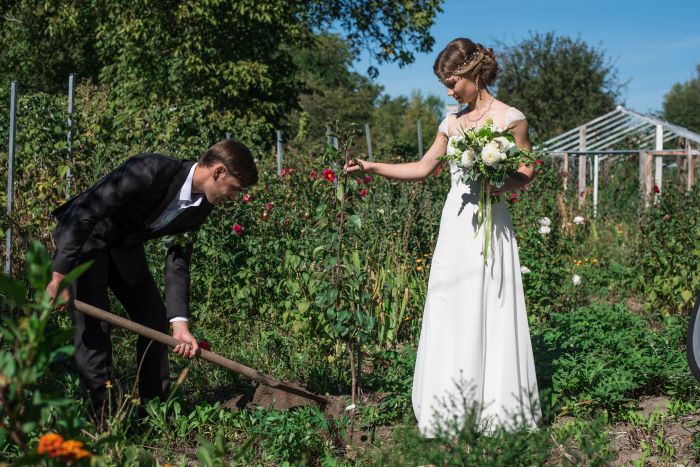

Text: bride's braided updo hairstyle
xmin=433 ymin=38 xmax=498 ymax=87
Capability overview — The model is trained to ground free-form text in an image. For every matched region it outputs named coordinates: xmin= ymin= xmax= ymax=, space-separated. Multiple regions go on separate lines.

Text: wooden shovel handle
xmin=73 ymin=300 xmax=327 ymax=405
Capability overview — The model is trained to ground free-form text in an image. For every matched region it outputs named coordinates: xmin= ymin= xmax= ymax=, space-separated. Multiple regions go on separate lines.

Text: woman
xmin=344 ymin=38 xmax=541 ymax=437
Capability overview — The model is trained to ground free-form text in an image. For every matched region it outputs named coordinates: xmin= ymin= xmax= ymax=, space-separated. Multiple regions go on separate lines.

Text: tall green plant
xmin=0 ymin=241 xmax=90 ymax=460
xmin=311 ymin=124 xmax=375 ymax=404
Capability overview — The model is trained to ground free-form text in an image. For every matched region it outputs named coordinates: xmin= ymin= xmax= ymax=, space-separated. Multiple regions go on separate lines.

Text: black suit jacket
xmin=52 ymin=153 xmax=213 ymax=319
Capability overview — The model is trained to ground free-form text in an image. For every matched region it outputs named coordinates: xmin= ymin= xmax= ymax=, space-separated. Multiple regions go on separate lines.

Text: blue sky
xmin=353 ymin=0 xmax=700 ymax=114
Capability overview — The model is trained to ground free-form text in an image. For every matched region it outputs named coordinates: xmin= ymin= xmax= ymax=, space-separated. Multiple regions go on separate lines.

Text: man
xmin=45 ymin=139 xmax=257 ymax=417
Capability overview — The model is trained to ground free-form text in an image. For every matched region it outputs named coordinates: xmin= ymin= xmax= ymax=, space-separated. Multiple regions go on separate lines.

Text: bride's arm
xmin=343 ymin=131 xmax=448 ymax=181
xmin=492 ymin=119 xmax=536 ymax=194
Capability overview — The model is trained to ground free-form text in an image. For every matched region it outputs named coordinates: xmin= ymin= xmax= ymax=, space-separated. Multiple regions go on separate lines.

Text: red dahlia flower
xmin=322 ymin=168 xmax=336 ymax=183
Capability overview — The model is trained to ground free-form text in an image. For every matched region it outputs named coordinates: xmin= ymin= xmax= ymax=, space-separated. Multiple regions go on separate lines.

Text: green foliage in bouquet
xmin=439 ymin=118 xmax=537 ymax=188
xmin=438 ymin=118 xmax=538 ymax=263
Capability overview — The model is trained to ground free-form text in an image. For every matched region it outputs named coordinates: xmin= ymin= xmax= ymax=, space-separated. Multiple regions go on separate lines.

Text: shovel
xmin=73 ymin=300 xmax=327 ymax=407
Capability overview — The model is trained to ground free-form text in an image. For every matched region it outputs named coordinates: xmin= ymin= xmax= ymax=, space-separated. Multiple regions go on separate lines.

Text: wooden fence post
xmin=687 ymin=141 xmax=694 ymax=192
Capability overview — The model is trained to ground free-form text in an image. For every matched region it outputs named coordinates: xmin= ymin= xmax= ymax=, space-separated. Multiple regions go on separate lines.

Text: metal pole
xmin=5 ymin=82 xmax=17 ymax=275
xmin=417 ymin=119 xmax=423 ymax=159
xmin=654 ymin=124 xmax=663 ymax=193
xmin=276 ymin=130 xmax=283 ymax=176
xmin=66 ymin=73 xmax=75 ymax=195
xmin=644 ymin=152 xmax=653 ymax=208
xmin=639 ymin=151 xmax=647 ymax=208
xmin=593 ymin=154 xmax=599 ymax=218
xmin=364 ymin=123 xmax=373 ymax=161
xmin=578 ymin=126 xmax=587 ymax=207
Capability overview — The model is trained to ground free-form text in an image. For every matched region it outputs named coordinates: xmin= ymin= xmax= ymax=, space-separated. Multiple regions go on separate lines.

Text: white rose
xmin=573 ymin=216 xmax=584 ymax=225
xmin=460 ymin=148 xmax=476 ymax=168
xmin=520 ymin=266 xmax=531 ymax=274
xmin=538 ymin=225 xmax=551 ymax=235
xmin=480 ymin=142 xmax=504 ymax=167
xmin=538 ymin=217 xmax=551 ymax=227
xmin=572 ymin=274 xmax=582 ymax=286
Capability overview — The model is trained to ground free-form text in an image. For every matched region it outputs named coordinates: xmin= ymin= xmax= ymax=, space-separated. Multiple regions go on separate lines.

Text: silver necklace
xmin=464 ymin=97 xmax=494 ymax=123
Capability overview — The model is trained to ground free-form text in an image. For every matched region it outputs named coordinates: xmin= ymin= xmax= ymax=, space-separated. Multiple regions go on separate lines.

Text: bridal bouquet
xmin=439 ymin=118 xmax=536 ymax=263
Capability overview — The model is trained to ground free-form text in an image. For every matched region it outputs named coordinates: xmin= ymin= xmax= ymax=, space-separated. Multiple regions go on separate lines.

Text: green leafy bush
xmin=543 ymin=303 xmax=694 ymax=413
xmin=635 ymin=184 xmax=700 ymax=315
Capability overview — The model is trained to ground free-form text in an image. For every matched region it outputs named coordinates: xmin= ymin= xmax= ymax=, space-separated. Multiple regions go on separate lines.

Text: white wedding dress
xmin=412 ymin=106 xmax=541 ymax=437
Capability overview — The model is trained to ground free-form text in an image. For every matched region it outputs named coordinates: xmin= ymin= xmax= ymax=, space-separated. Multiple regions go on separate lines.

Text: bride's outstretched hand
xmin=344 ymin=158 xmax=368 ymax=174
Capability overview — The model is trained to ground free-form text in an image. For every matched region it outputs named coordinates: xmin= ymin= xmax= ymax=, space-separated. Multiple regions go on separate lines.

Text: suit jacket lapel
xmin=158 ymin=197 xmax=212 ymax=234
xmin=144 ymin=160 xmax=195 ymax=227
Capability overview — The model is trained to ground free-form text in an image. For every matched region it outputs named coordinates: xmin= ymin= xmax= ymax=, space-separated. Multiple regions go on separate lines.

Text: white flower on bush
xmin=538 ymin=217 xmax=551 ymax=227
xmin=572 ymin=274 xmax=582 ymax=286
xmin=480 ymin=141 xmax=506 ymax=167
xmin=520 ymin=266 xmax=531 ymax=274
xmin=538 ymin=225 xmax=551 ymax=235
xmin=459 ymin=148 xmax=477 ymax=169
xmin=573 ymin=216 xmax=585 ymax=225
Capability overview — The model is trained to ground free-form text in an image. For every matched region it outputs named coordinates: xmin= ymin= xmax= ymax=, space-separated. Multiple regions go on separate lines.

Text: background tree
xmin=495 ymin=32 xmax=625 ymax=143
xmin=305 ymin=0 xmax=442 ymax=77
xmin=0 ymin=1 xmax=102 ymax=93
xmin=663 ymin=64 xmax=700 ymax=133
xmin=290 ymin=34 xmax=383 ymax=147
xmin=0 ymin=0 xmax=442 ymax=133
xmin=287 ymin=35 xmax=443 ymax=158
xmin=371 ymin=91 xmax=443 ymax=159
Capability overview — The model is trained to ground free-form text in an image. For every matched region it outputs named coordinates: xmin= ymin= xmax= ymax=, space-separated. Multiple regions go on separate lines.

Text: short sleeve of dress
xmin=505 ymin=107 xmax=527 ymax=128
xmin=438 ymin=116 xmax=450 ymax=136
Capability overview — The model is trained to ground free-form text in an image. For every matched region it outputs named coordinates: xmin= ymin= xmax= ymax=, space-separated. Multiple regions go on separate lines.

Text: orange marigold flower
xmin=37 ymin=433 xmax=64 ymax=456
xmin=54 ymin=439 xmax=92 ymax=461
xmin=74 ymin=448 xmax=92 ymax=460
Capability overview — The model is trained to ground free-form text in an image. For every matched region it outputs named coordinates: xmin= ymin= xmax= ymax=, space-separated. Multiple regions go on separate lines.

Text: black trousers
xmin=71 ymin=248 xmax=170 ymax=413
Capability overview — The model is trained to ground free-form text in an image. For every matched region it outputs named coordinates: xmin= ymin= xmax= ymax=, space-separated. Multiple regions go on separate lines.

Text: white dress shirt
xmin=150 ymin=163 xmax=203 ymax=323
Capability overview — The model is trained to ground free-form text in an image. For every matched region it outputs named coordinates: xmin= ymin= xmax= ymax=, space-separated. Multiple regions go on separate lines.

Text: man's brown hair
xmin=198 ymin=139 xmax=258 ymax=187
